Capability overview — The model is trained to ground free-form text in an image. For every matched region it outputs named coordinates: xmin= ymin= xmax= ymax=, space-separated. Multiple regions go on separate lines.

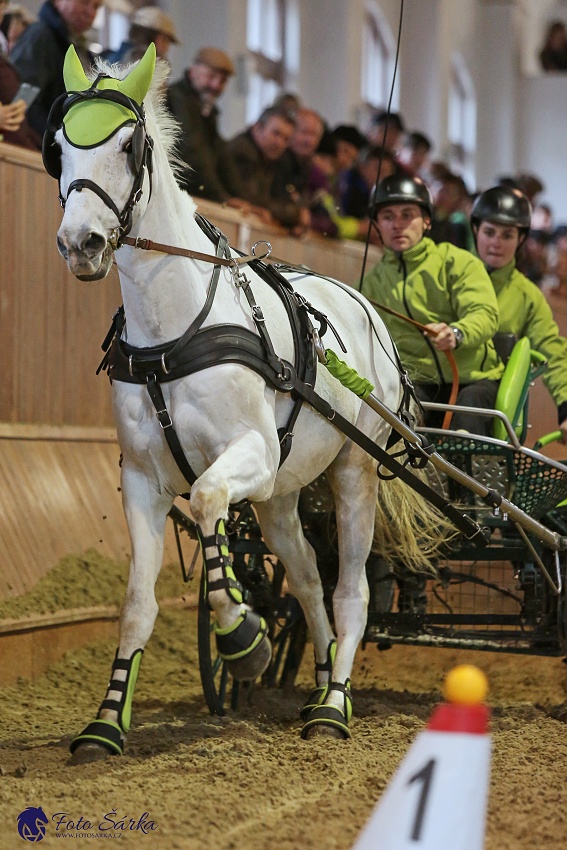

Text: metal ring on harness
xmin=251 ymin=240 xmax=272 ymax=260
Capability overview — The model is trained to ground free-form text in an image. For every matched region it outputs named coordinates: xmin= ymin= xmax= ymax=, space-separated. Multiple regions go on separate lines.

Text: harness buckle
xmin=161 ymin=353 xmax=170 ymax=375
xmin=252 ymin=305 xmax=265 ymax=323
xmin=156 ymin=408 xmax=172 ymax=429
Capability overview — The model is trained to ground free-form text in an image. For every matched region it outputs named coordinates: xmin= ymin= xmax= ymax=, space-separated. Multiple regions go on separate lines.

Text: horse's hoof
xmin=225 ymin=633 xmax=272 ymax=681
xmin=68 ymin=742 xmax=115 ymax=765
xmin=300 ymin=697 xmax=352 ymax=740
xmin=69 ymin=719 xmax=124 ymax=758
xmin=301 ymin=723 xmax=347 ymax=741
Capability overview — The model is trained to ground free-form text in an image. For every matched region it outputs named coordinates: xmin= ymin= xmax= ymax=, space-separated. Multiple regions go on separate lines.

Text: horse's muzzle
xmin=58 ymin=235 xmax=114 ymax=281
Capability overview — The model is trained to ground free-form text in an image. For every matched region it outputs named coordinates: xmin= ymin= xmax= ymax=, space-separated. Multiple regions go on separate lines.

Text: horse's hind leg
xmin=70 ymin=467 xmax=171 ymax=763
xmin=301 ymin=447 xmax=379 ymax=739
xmin=254 ymin=493 xmax=338 ymax=724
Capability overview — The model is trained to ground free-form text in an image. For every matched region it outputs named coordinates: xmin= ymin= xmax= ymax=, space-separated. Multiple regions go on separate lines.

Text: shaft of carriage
xmin=322 ymin=349 xmax=567 ymax=555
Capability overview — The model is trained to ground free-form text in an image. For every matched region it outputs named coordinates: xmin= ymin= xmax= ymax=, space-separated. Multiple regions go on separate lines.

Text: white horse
xmin=46 ymin=45 xmax=444 ymax=760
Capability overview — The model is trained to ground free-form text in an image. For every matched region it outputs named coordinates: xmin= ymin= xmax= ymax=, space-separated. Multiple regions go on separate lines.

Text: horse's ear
xmin=63 ymin=46 xmax=91 ymax=92
xmin=120 ymin=43 xmax=156 ymax=105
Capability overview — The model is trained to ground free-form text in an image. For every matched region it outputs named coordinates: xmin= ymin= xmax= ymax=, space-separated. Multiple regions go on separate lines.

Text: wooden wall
xmin=0 ymin=142 xmax=382 ymax=427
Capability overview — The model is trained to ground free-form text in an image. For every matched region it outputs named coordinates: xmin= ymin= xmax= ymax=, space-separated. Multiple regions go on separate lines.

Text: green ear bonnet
xmin=60 ymin=43 xmax=156 ymax=148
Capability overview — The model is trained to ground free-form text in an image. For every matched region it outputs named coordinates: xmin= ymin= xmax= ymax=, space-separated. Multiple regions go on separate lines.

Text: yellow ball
xmin=443 ymin=664 xmax=488 ymax=705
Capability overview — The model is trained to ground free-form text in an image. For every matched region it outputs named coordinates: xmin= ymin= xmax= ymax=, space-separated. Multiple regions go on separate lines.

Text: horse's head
xmin=44 ymin=45 xmax=156 ymax=280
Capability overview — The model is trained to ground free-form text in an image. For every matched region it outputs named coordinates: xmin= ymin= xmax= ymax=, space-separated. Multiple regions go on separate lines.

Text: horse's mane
xmin=91 ymin=55 xmax=185 ymax=181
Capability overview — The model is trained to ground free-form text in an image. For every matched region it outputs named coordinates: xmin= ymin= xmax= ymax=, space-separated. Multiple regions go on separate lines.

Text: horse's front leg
xmin=70 ymin=465 xmax=171 ymax=762
xmin=190 ymin=431 xmax=277 ymax=682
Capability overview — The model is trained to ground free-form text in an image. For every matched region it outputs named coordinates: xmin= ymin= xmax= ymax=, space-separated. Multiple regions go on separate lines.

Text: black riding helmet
xmin=470 ymin=186 xmax=532 ymax=233
xmin=371 ymin=174 xmax=433 ymax=219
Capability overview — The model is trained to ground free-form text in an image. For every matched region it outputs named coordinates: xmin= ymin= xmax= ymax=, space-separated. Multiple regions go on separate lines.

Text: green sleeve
xmin=445 ymin=248 xmax=499 ymax=345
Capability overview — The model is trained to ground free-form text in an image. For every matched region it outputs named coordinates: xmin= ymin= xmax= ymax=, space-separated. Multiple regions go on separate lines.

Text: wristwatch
xmin=451 ymin=327 xmax=464 ymax=348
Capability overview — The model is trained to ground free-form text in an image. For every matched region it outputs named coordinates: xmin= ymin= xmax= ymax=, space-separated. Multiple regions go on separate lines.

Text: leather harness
xmin=99 ymin=214 xmax=323 ymax=489
xmin=98 ymin=215 xmax=485 ymax=542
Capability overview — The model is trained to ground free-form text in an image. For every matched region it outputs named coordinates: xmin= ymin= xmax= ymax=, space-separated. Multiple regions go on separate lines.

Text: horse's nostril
xmin=57 ymin=236 xmax=69 ymax=259
xmin=83 ymin=232 xmax=107 ymax=254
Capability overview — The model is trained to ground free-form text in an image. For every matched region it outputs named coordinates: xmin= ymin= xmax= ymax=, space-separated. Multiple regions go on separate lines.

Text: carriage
xmin=169 ymin=339 xmax=567 ymax=715
xmin=44 ymin=44 xmax=567 ymax=758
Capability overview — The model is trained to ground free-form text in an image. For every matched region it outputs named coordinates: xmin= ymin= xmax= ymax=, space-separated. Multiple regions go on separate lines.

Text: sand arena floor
xmin=0 ymin=554 xmax=566 ymax=849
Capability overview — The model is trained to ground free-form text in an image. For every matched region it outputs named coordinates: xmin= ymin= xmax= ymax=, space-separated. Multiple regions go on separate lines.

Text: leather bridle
xmin=43 ymin=81 xmax=155 ymax=248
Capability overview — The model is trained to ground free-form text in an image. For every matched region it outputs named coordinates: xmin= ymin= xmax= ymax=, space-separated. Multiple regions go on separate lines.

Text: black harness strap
xmin=145 ymin=373 xmax=198 ymax=487
xmin=292 ymin=379 xmax=487 ymax=543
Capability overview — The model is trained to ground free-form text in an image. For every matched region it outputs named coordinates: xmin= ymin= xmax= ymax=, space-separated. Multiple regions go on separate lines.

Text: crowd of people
xmin=2 ymin=1 xmax=567 ymax=439
xmin=540 ymin=19 xmax=567 ymax=72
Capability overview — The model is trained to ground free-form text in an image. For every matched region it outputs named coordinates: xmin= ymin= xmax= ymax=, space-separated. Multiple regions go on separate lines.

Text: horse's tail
xmin=373 ymin=466 xmax=457 ymax=574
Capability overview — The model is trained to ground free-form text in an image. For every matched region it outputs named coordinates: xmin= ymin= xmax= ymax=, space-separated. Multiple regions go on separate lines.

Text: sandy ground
xmin=1 ymin=592 xmax=567 ymax=850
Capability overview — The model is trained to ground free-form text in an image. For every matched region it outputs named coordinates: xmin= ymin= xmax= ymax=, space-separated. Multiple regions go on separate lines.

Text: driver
xmin=362 ymin=175 xmax=503 ymax=434
xmin=471 ymin=185 xmax=567 ymax=443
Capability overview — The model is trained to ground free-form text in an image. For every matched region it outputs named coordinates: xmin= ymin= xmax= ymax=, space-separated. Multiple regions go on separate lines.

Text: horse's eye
xmin=123 ymin=140 xmax=133 ymax=154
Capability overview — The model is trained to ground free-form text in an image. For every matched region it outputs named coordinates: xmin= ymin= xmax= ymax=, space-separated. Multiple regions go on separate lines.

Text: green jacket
xmin=362 ymin=238 xmax=503 ymax=384
xmin=490 ymin=261 xmax=567 ymax=411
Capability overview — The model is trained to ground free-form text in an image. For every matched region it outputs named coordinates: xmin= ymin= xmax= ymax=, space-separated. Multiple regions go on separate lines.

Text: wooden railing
xmin=0 ymin=142 xmax=382 ymax=427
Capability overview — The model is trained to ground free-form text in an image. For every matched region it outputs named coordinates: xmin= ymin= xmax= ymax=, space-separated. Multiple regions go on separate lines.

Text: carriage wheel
xmin=263 ymin=562 xmax=307 ymax=690
xmin=197 ymin=565 xmax=246 ymax=715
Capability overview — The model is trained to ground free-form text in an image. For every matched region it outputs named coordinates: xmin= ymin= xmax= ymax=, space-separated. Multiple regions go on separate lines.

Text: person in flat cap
xmin=105 ymin=5 xmax=180 ymax=64
xmin=167 ymin=45 xmax=254 ymax=209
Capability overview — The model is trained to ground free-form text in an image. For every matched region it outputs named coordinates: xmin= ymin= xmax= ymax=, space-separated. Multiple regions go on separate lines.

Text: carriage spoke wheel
xmin=197 ymin=565 xmax=241 ymax=716
xmin=263 ymin=562 xmax=307 ymax=691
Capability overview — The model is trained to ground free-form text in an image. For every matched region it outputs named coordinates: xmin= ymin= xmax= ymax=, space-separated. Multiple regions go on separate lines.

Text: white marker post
xmin=351 ymin=665 xmax=491 ymax=850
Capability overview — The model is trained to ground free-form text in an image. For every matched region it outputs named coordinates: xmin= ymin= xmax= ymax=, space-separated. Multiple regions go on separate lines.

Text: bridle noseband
xmin=43 ymin=78 xmax=154 ymax=248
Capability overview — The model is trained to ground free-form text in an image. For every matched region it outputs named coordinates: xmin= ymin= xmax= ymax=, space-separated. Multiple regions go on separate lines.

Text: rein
xmin=121 ymin=235 xmax=272 ymax=268
xmin=365 ymin=296 xmax=459 ymax=429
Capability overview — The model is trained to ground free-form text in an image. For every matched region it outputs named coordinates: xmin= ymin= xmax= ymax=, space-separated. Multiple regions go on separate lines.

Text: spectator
xmin=0 ymin=51 xmax=41 ymax=148
xmin=362 ymin=175 xmax=503 ymax=435
xmin=11 ymin=0 xmax=103 ymax=137
xmin=429 ymin=172 xmax=473 ymax=251
xmin=341 ymin=144 xmax=396 ymax=219
xmin=168 ymin=46 xmax=253 ymax=210
xmin=471 ymin=186 xmax=567 ymax=441
xmin=517 ymin=229 xmax=551 ymax=287
xmin=366 ymin=109 xmax=405 ymax=153
xmin=0 ymin=0 xmax=8 ymax=54
xmin=272 ymin=107 xmax=325 ymax=206
xmin=332 ymin=124 xmax=367 ymax=174
xmin=539 ymin=20 xmax=567 ymax=72
xmin=227 ymin=104 xmax=310 ymax=231
xmin=541 ymin=225 xmax=567 ymax=297
xmin=299 ymin=129 xmax=379 ymax=242
xmin=272 ymin=91 xmax=301 ymax=115
xmin=531 ymin=203 xmax=554 ymax=234
xmin=396 ymin=131 xmax=432 ymax=178
xmin=2 ymin=4 xmax=35 ymax=54
xmin=104 ymin=6 xmax=179 ymax=64
xmin=497 ymin=172 xmax=544 ymax=206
